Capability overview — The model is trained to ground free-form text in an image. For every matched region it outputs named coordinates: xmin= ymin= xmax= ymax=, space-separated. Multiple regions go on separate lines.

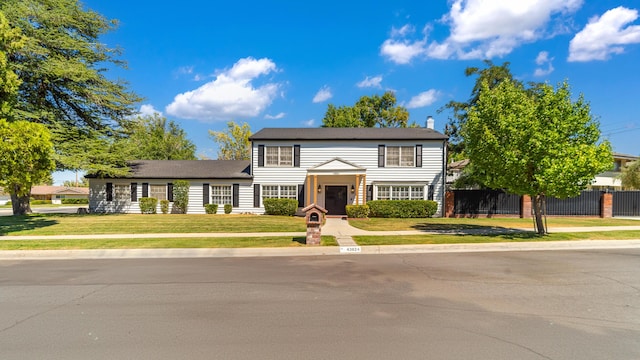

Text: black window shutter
xmin=203 ymin=183 xmax=209 ymax=205
xmin=232 ymin=184 xmax=239 ymax=207
xmin=142 ymin=183 xmax=149 ymax=198
xmin=258 ymin=145 xmax=264 ymax=167
xmin=366 ymin=185 xmax=373 ymax=201
xmin=378 ymin=145 xmax=385 ymax=167
xmin=130 ymin=183 xmax=137 ymax=202
xmin=167 ymin=183 xmax=174 ymax=202
xmin=297 ymin=184 xmax=305 ymax=207
xmin=253 ymin=184 xmax=261 ymax=207
xmin=428 ymin=185 xmax=435 ymax=200
xmin=416 ymin=145 xmax=422 ymax=168
xmin=294 ymin=145 xmax=300 ymax=167
xmin=106 ymin=182 xmax=113 ymax=202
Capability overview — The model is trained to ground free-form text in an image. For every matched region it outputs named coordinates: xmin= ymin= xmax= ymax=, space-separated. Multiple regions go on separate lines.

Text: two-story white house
xmin=88 ymin=127 xmax=448 ymax=216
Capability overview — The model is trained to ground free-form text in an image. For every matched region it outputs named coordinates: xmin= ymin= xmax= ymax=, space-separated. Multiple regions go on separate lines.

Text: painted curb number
xmin=340 ymin=246 xmax=362 ymax=253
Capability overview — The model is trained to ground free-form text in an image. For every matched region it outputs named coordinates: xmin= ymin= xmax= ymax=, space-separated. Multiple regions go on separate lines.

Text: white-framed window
xmin=262 ymin=185 xmax=297 ymax=199
xmin=376 ymin=185 xmax=424 ymax=200
xmin=265 ymin=146 xmax=293 ymax=167
xmin=150 ymin=185 xmax=166 ymax=200
xmin=211 ymin=185 xmax=232 ymax=205
xmin=386 ymin=146 xmax=414 ymax=167
xmin=114 ymin=184 xmax=130 ymax=201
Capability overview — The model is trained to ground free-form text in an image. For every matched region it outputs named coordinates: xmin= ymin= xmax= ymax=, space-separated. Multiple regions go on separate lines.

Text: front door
xmin=325 ymin=186 xmax=347 ymax=215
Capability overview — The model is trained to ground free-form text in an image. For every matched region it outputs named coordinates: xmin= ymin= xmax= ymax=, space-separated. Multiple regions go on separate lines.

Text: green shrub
xmin=61 ymin=198 xmax=88 ymax=204
xmin=30 ymin=200 xmax=51 ymax=205
xmin=5 ymin=201 xmax=11 ymax=206
xmin=224 ymin=204 xmax=232 ymax=214
xmin=172 ymin=180 xmax=190 ymax=214
xmin=160 ymin=199 xmax=170 ymax=214
xmin=368 ymin=200 xmax=438 ymax=218
xmin=346 ymin=204 xmax=369 ymax=218
xmin=204 ymin=204 xmax=218 ymax=214
xmin=139 ymin=197 xmax=158 ymax=214
xmin=263 ymin=198 xmax=298 ymax=216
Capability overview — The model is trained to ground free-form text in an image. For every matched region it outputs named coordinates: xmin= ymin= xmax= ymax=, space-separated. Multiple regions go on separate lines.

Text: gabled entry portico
xmin=304 ymin=158 xmax=367 ymax=215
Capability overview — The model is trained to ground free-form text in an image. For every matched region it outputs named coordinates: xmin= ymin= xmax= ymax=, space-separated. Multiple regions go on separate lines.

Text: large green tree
xmin=1 ymin=0 xmax=141 ymax=210
xmin=209 ymin=121 xmax=251 ymax=160
xmin=122 ymin=113 xmax=197 ymax=160
xmin=439 ymin=61 xmax=518 ymax=159
xmin=0 ymin=119 xmax=55 ymax=215
xmin=462 ymin=79 xmax=612 ymax=234
xmin=322 ymin=91 xmax=410 ymax=128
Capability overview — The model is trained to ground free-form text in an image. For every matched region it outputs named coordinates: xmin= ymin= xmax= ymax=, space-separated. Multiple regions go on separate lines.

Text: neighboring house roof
xmin=448 ymin=159 xmax=469 ymax=171
xmin=31 ymin=186 xmax=89 ymax=196
xmin=250 ymin=127 xmax=448 ymax=141
xmin=87 ymin=160 xmax=252 ymax=179
xmin=613 ymin=153 xmax=639 ymax=161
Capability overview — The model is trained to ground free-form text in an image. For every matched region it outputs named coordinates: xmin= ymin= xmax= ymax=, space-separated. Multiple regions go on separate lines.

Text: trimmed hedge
xmin=61 ymin=198 xmax=88 ymax=204
xmin=346 ymin=204 xmax=370 ymax=218
xmin=204 ymin=204 xmax=218 ymax=214
xmin=368 ymin=200 xmax=438 ymax=218
xmin=139 ymin=197 xmax=158 ymax=214
xmin=160 ymin=200 xmax=170 ymax=214
xmin=263 ymin=198 xmax=298 ymax=216
xmin=30 ymin=200 xmax=52 ymax=205
xmin=224 ymin=204 xmax=232 ymax=214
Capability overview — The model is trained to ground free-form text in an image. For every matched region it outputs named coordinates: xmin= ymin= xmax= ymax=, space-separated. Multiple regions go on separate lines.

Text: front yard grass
xmin=354 ymin=230 xmax=640 ymax=245
xmin=0 ymin=236 xmax=337 ymax=250
xmin=0 ymin=214 xmax=306 ymax=236
xmin=349 ymin=217 xmax=640 ymax=231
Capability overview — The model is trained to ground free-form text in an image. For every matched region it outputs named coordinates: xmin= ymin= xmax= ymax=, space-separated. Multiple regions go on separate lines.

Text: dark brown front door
xmin=325 ymin=186 xmax=347 ymax=215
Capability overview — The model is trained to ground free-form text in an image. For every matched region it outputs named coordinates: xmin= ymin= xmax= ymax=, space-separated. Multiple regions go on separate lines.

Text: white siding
xmin=252 ymin=140 xmax=446 ymax=215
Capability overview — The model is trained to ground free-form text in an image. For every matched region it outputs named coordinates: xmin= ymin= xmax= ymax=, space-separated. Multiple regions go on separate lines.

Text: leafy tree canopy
xmin=122 ymin=113 xmax=197 ymax=160
xmin=0 ymin=119 xmax=55 ymax=214
xmin=439 ymin=60 xmax=518 ymax=159
xmin=462 ymin=79 xmax=612 ymax=234
xmin=209 ymin=121 xmax=251 ymax=160
xmin=619 ymin=160 xmax=640 ymax=189
xmin=322 ymin=91 xmax=411 ymax=128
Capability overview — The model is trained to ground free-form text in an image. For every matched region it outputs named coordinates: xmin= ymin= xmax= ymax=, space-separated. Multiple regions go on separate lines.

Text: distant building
xmin=31 ymin=186 xmax=89 ymax=204
xmin=591 ymin=153 xmax=639 ymax=190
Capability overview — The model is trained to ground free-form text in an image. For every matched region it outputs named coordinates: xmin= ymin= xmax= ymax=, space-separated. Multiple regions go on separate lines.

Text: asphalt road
xmin=1 ymin=250 xmax=639 ymax=359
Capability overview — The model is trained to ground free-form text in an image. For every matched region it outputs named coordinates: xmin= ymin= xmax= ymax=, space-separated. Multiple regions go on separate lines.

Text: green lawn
xmin=0 ymin=214 xmax=307 ymax=236
xmin=0 ymin=236 xmax=337 ymax=250
xmin=354 ymin=230 xmax=640 ymax=245
xmin=348 ymin=217 xmax=640 ymax=231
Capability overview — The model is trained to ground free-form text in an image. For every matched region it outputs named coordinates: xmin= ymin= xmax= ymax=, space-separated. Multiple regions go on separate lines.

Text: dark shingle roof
xmin=88 ymin=160 xmax=251 ymax=179
xmin=249 ymin=127 xmax=448 ymax=141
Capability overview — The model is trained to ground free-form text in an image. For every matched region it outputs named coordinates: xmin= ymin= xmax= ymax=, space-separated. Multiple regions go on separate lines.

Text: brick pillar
xmin=521 ymin=195 xmax=532 ymax=218
xmin=445 ymin=191 xmax=454 ymax=217
xmin=601 ymin=192 xmax=613 ymax=218
xmin=306 ymin=224 xmax=321 ymax=245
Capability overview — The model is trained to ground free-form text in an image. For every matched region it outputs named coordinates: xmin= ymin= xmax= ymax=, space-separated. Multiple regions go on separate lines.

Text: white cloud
xmin=406 ymin=89 xmax=440 ymax=109
xmin=356 ymin=75 xmax=383 ymax=88
xmin=312 ymin=86 xmax=333 ymax=103
xmin=533 ymin=50 xmax=555 ymax=76
xmin=391 ymin=24 xmax=415 ymax=37
xmin=264 ymin=112 xmax=286 ymax=120
xmin=165 ymin=57 xmax=280 ymax=121
xmin=382 ymin=0 xmax=582 ymax=62
xmin=302 ymin=119 xmax=315 ymax=127
xmin=568 ymin=6 xmax=640 ymax=62
xmin=139 ymin=104 xmax=162 ymax=116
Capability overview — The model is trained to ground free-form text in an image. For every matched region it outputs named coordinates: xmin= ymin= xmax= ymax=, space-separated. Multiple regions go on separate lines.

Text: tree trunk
xmin=531 ymin=194 xmax=547 ymax=235
xmin=10 ymin=185 xmax=32 ymax=216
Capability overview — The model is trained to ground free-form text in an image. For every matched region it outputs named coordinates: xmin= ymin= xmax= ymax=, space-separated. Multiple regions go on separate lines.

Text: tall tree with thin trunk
xmin=122 ymin=113 xmax=197 ymax=160
xmin=463 ymin=79 xmax=612 ymax=234
xmin=322 ymin=91 xmax=411 ymax=128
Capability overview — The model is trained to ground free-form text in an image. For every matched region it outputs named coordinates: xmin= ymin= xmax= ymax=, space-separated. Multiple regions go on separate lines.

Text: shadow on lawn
xmin=0 ymin=215 xmax=59 ymax=235
xmin=410 ymin=222 xmax=533 ymax=236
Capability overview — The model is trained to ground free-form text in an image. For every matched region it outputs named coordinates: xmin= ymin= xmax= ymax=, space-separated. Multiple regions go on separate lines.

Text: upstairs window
xmin=386 ymin=146 xmax=415 ymax=167
xmin=266 ymin=146 xmax=293 ymax=167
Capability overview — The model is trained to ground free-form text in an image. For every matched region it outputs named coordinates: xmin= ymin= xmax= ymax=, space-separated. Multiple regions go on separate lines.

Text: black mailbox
xmin=309 ymin=213 xmax=319 ymax=222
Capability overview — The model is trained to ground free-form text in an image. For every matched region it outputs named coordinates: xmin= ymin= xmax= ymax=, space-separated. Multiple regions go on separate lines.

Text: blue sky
xmin=57 ymin=0 xmax=640 ymax=183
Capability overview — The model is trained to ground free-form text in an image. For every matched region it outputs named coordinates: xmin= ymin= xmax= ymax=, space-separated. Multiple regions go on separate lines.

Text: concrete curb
xmin=1 ymin=240 xmax=639 ymax=260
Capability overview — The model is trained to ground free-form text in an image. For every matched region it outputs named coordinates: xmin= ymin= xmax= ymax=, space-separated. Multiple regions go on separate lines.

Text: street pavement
xmin=1 ymin=250 xmax=639 ymax=359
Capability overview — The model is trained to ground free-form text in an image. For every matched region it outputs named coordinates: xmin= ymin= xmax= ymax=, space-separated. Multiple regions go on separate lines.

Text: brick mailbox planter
xmin=302 ymin=204 xmax=327 ymax=246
